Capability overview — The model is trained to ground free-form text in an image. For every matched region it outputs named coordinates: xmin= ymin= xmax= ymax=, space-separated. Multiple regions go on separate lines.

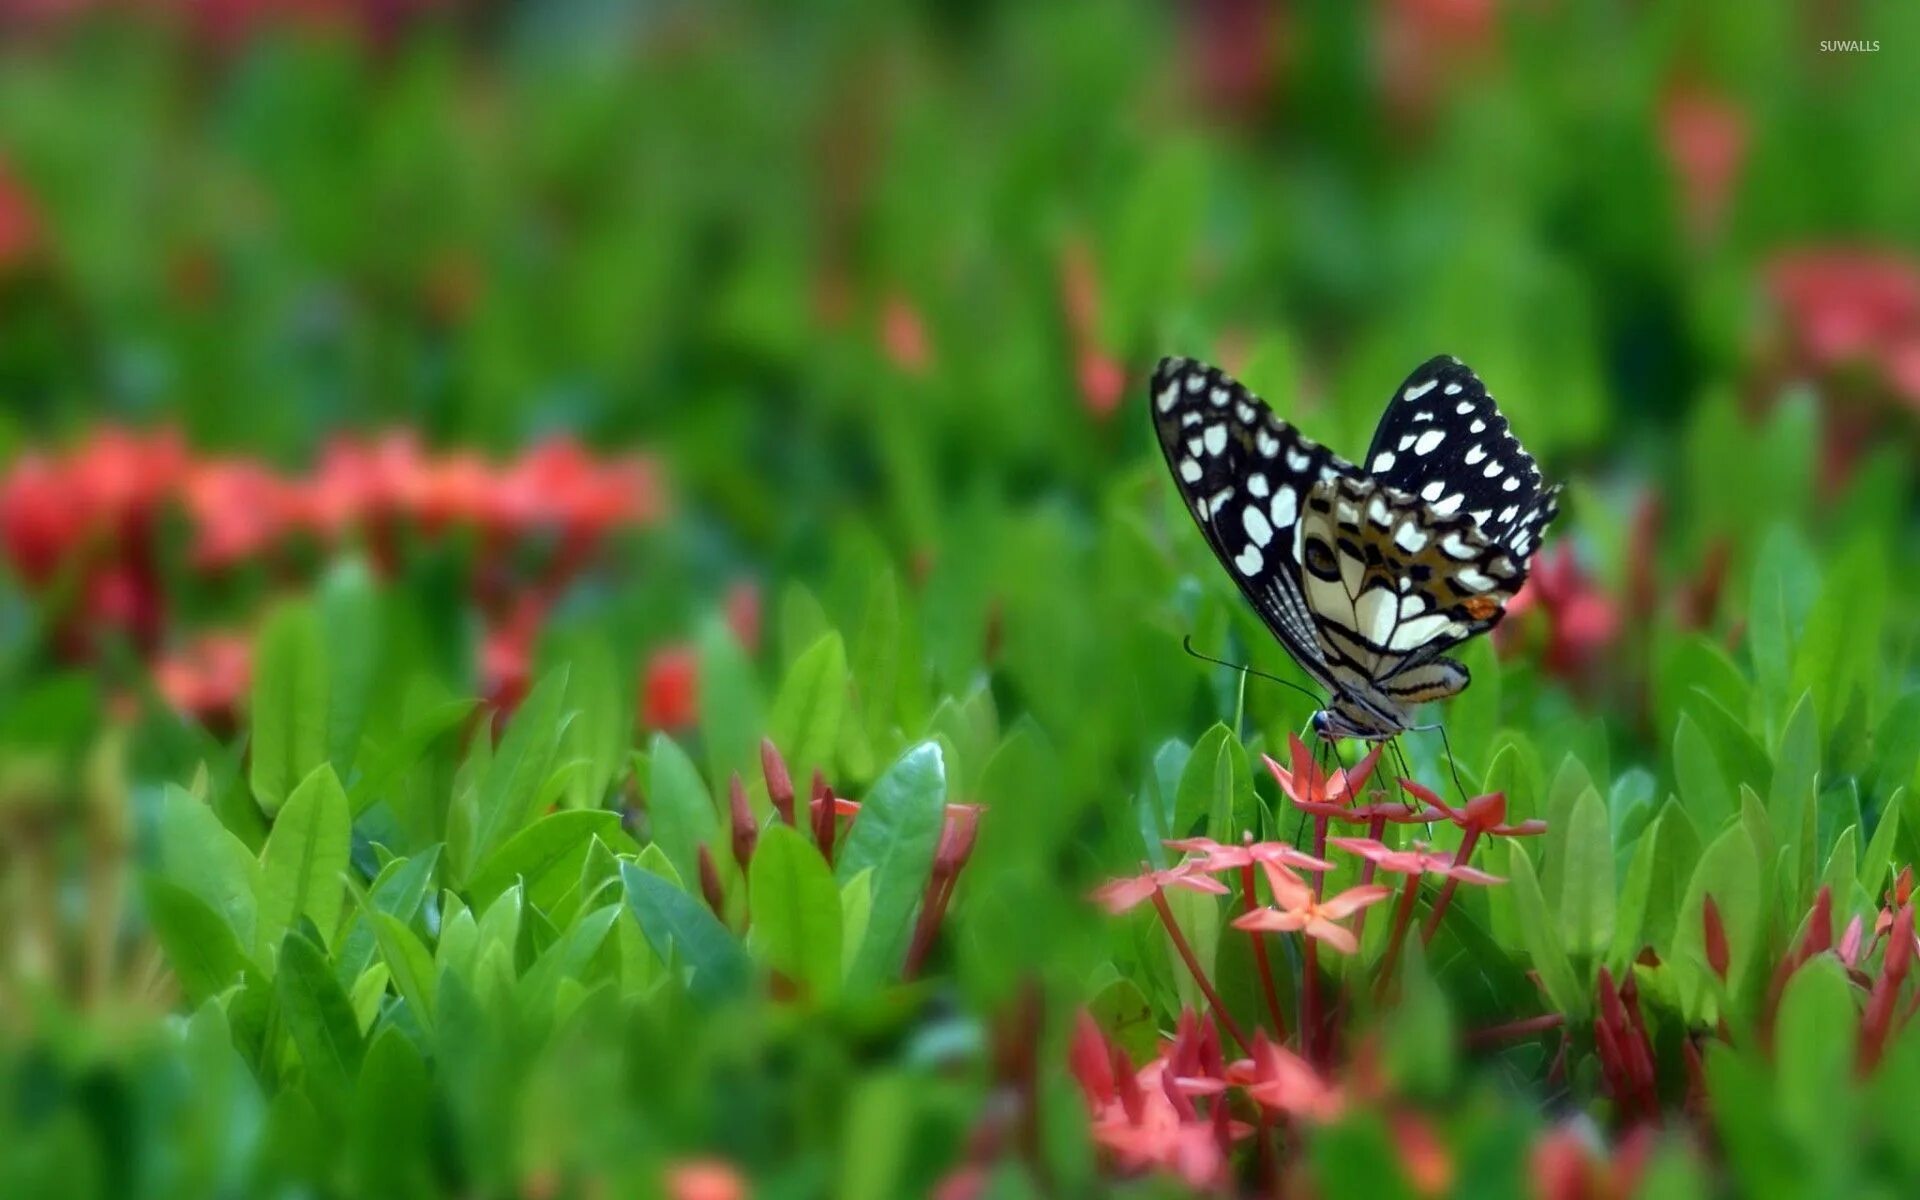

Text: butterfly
xmin=1150 ymin=354 xmax=1560 ymax=741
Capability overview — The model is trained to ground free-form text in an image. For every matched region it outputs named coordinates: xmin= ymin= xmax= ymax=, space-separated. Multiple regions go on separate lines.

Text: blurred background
xmin=3 ymin=0 xmax=1919 ymax=1195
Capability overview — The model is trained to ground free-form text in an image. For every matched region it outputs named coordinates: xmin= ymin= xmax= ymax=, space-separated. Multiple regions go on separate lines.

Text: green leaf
xmin=621 ymin=861 xmax=750 ymax=1001
xmin=335 ymin=847 xmax=439 ymax=986
xmin=156 ymin=784 xmax=261 ymax=948
xmin=349 ymin=1029 xmax=433 ymax=1198
xmin=748 ymin=824 xmax=843 ymax=1001
xmin=697 ymin=615 xmax=764 ymax=790
xmin=466 ymin=668 xmax=575 ymax=871
xmin=275 ymin=931 xmax=365 ymax=1119
xmin=644 ymin=734 xmax=719 ymax=888
xmin=1774 ymin=958 xmax=1857 ymax=1153
xmin=257 ymin=765 xmax=352 ymax=960
xmin=466 ymin=810 xmax=625 ymax=912
xmin=319 ymin=558 xmax=379 ymax=774
xmin=1506 ymin=846 xmax=1585 ymax=1018
xmin=840 ymin=868 xmax=873 ymax=980
xmin=1088 ymin=978 xmax=1161 ymax=1063
xmin=769 ymin=631 xmax=849 ymax=785
xmin=1673 ymin=824 xmax=1761 ymax=1021
xmin=851 ymin=568 xmax=904 ymax=755
xmin=1173 ymin=723 xmax=1251 ymax=842
xmin=560 ymin=644 xmax=628 ymax=811
xmin=1861 ymin=796 xmax=1902 ymax=900
xmin=250 ymin=601 xmax=329 ymax=817
xmin=347 ymin=698 xmax=472 ymax=817
xmin=1557 ymin=785 xmax=1614 ymax=957
xmin=1769 ymin=693 xmax=1819 ymax=845
xmin=1749 ymin=524 xmax=1815 ymax=721
xmin=141 ymin=876 xmax=252 ymax=1005
xmin=837 ymin=741 xmax=948 ymax=988
xmin=1674 ymin=713 xmax=1735 ymax=833
xmin=369 ymin=911 xmax=438 ymax=1033
xmin=1609 ymin=811 xmax=1663 ymax=972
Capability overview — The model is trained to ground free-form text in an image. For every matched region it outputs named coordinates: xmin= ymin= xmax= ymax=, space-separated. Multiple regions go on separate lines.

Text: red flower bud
xmin=1703 ymin=894 xmax=1729 ymax=980
xmin=761 ymin=738 xmax=794 ymax=826
xmin=727 ymin=772 xmax=758 ymax=872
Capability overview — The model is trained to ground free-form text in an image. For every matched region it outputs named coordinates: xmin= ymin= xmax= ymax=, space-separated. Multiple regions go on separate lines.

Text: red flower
xmin=183 ymin=458 xmax=295 ymax=569
xmin=1163 ymin=835 xmax=1332 ymax=876
xmin=1499 ymin=544 xmax=1620 ymax=683
xmin=1328 ymin=836 xmax=1505 ymax=884
xmin=1396 ymin=781 xmax=1547 ymax=838
xmin=153 ymin=631 xmax=252 ymax=728
xmin=663 ymin=1159 xmax=749 ymax=1200
xmin=641 ymin=644 xmax=700 ymax=731
xmin=1225 ymin=1032 xmax=1345 ymax=1121
xmin=1263 ymin=733 xmax=1384 ymax=818
xmin=881 ymin=293 xmax=932 ymax=374
xmin=1091 ymin=861 xmax=1230 ymax=916
xmin=724 ymin=579 xmax=762 ymax=655
xmin=1231 ymin=870 xmax=1391 ymax=954
xmin=0 ymin=454 xmax=87 ymax=585
xmin=1660 ymin=82 xmax=1747 ymax=240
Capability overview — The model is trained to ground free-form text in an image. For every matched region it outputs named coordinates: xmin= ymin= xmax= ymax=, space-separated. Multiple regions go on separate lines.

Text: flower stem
xmin=1302 ymin=935 xmax=1321 ymax=1063
xmin=1463 ymin=1012 xmax=1566 ymax=1048
xmin=1239 ymin=862 xmax=1289 ymax=1041
xmin=1375 ymin=873 xmax=1423 ymax=1001
xmin=1151 ymin=887 xmax=1250 ymax=1055
xmin=1350 ymin=812 xmax=1388 ymax=945
xmin=1421 ymin=829 xmax=1479 ymax=944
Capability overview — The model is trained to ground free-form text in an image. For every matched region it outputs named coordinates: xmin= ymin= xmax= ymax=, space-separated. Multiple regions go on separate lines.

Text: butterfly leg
xmin=1411 ymin=721 xmax=1473 ymax=814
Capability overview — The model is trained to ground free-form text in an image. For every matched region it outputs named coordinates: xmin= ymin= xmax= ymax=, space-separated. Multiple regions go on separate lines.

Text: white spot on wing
xmin=1456 ymin=400 xmax=1475 ymax=414
xmin=1186 ymin=374 xmax=1206 ymax=393
xmin=1483 ymin=459 xmax=1504 ymax=478
xmin=1203 ymin=425 xmax=1228 ymax=456
xmin=1413 ymin=430 xmax=1446 ymax=456
xmin=1469 ymin=419 xmax=1486 ymax=433
xmin=1156 ymin=384 xmax=1180 ymax=412
xmin=1235 ymin=544 xmax=1264 ymax=575
xmin=1502 ymin=476 xmax=1520 ymax=492
xmin=1270 ymin=486 xmax=1297 ymax=529
xmin=1248 ymin=474 xmax=1269 ymax=498
xmin=1457 ymin=567 xmax=1496 ymax=592
xmin=1421 ymin=480 xmax=1446 ymax=501
xmin=1464 ymin=445 xmax=1487 ymax=466
xmin=1403 ymin=379 xmax=1439 ymax=402
xmin=1445 ymin=383 xmax=1463 ymax=396
xmin=1179 ymin=458 xmax=1202 ymax=484
xmin=1393 ymin=523 xmax=1428 ymax=553
xmin=1209 ymin=387 xmax=1231 ymax=408
xmin=1256 ymin=431 xmax=1280 ymax=457
xmin=1371 ymin=451 xmax=1396 ymax=472
xmin=1243 ymin=506 xmax=1274 ymax=547
xmin=1433 ymin=493 xmax=1464 ymax=516
xmin=1367 ymin=496 xmax=1391 ymax=527
xmin=1286 ymin=448 xmax=1311 ymax=471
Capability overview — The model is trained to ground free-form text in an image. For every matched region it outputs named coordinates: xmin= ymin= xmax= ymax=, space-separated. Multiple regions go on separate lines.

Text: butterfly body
xmin=1151 ymin=354 xmax=1560 ymax=741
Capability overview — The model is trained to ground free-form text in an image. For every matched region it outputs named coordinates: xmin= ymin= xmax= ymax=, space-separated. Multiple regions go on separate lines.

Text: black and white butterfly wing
xmin=1296 ymin=474 xmax=1527 ymax=691
xmin=1149 ymin=357 xmax=1364 ymax=691
xmin=1362 ymin=355 xmax=1561 ymax=569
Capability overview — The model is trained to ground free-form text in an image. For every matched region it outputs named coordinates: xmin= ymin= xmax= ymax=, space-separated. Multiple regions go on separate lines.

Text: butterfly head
xmin=1312 ymin=693 xmax=1412 ymax=743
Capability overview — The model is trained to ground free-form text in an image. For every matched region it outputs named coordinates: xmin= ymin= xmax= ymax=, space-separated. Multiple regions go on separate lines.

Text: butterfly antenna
xmin=1181 ymin=636 xmax=1324 ymax=706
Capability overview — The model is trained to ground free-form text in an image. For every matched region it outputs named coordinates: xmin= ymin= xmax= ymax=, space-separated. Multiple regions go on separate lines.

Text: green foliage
xmin=2 ymin=2 xmax=1919 ymax=1196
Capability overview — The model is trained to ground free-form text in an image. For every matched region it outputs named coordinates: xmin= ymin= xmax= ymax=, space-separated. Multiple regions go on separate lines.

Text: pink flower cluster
xmin=0 ymin=426 xmax=663 ymax=722
xmin=1768 ymin=247 xmax=1920 ymax=406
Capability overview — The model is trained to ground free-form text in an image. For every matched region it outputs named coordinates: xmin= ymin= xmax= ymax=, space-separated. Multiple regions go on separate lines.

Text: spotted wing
xmin=1149 ymin=356 xmax=1364 ymax=690
xmin=1296 ymin=474 xmax=1527 ymax=686
xmin=1361 ymin=355 xmax=1561 ymax=568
